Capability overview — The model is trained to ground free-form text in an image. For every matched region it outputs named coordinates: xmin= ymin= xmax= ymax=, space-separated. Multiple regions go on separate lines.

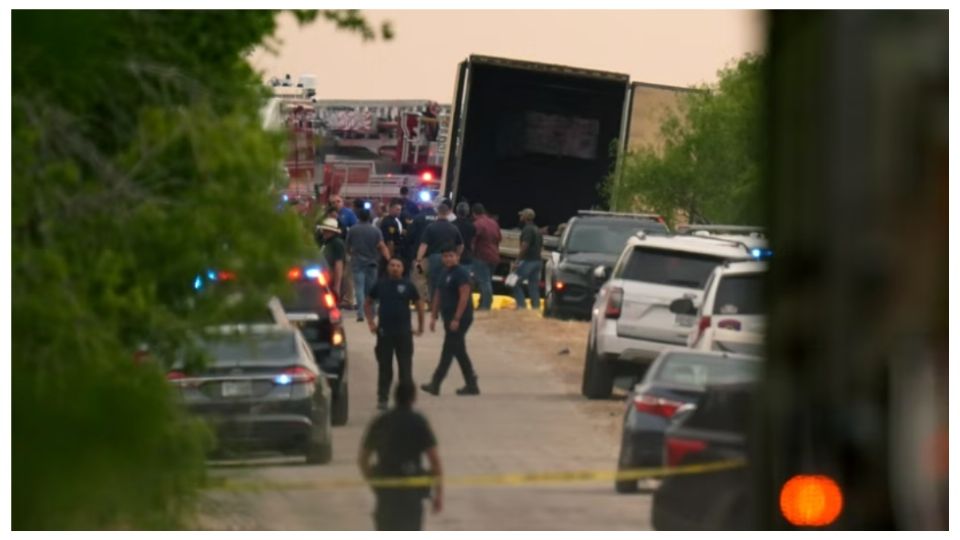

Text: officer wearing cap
xmin=512 ymin=207 xmax=543 ymax=310
xmin=415 ymin=199 xmax=463 ymax=302
xmin=316 ymin=217 xmax=346 ymax=299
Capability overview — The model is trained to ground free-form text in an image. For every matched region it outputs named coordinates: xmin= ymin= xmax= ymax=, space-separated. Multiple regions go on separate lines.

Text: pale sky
xmin=249 ymin=10 xmax=766 ymax=103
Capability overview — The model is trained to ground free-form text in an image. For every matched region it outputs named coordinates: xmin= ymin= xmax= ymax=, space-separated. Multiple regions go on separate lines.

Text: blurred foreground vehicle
xmin=281 ymin=264 xmax=350 ymax=426
xmin=544 ymin=210 xmax=669 ymax=320
xmin=616 ymin=350 xmax=760 ymax=493
xmin=652 ymin=382 xmax=755 ymax=530
xmin=168 ymin=324 xmax=334 ymax=464
xmin=582 ymin=232 xmax=766 ymax=398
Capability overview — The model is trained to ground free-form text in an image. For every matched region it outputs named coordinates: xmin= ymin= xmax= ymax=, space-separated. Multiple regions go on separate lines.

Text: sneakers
xmin=455 ymin=385 xmax=481 ymax=396
xmin=419 ymin=383 xmax=440 ymax=396
xmin=357 ymin=314 xmax=365 ymax=323
xmin=376 ymin=400 xmax=388 ymax=411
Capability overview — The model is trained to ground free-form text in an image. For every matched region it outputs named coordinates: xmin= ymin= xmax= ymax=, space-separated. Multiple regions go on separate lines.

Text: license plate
xmin=675 ymin=314 xmax=696 ymax=327
xmin=221 ymin=380 xmax=253 ymax=398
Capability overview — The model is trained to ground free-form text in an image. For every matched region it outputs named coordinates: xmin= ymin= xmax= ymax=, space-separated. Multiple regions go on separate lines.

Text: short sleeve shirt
xmin=421 ymin=220 xmax=463 ymax=256
xmin=320 ymin=236 xmax=346 ymax=269
xmin=368 ymin=278 xmax=420 ymax=336
xmin=362 ymin=408 xmax=437 ymax=478
xmin=379 ymin=215 xmax=404 ymax=248
xmin=346 ymin=223 xmax=384 ymax=269
xmin=439 ymin=264 xmax=474 ymax=323
xmin=520 ymin=223 xmax=543 ymax=261
xmin=454 ymin=219 xmax=477 ymax=264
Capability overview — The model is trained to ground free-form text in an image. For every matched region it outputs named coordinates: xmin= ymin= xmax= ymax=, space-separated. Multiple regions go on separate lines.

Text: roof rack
xmin=633 ymin=230 xmax=754 ymax=254
xmin=676 ymin=224 xmax=765 ymax=235
xmin=578 ymin=210 xmax=663 ymax=220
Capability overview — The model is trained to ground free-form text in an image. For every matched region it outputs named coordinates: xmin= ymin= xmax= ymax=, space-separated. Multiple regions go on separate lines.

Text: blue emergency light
xmin=419 ymin=190 xmax=431 ymax=202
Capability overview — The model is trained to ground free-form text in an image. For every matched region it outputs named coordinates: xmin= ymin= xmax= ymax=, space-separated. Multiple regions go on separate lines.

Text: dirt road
xmin=196 ymin=309 xmax=652 ymax=530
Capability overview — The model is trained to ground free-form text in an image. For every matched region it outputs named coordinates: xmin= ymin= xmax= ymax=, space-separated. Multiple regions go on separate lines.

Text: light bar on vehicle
xmin=418 ymin=190 xmax=432 ymax=202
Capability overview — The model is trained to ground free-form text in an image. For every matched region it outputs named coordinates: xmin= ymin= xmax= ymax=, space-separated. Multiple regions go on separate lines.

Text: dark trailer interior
xmin=446 ymin=56 xmax=629 ymax=230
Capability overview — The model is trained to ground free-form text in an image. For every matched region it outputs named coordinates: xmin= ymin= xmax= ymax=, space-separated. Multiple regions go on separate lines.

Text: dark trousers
xmin=374 ymin=490 xmax=424 ymax=531
xmin=430 ymin=319 xmax=477 ymax=387
xmin=375 ymin=332 xmax=414 ymax=402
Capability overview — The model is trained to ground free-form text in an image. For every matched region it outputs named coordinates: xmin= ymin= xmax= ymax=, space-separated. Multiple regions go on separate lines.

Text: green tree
xmin=12 ymin=10 xmax=388 ymax=529
xmin=607 ymin=55 xmax=764 ymax=226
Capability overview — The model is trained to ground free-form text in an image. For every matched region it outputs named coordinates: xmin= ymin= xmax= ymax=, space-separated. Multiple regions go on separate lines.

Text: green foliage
xmin=607 ymin=55 xmax=765 ymax=227
xmin=12 ymin=10 xmax=388 ymax=529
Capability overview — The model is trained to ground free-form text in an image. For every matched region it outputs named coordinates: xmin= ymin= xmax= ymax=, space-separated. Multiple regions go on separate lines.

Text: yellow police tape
xmin=471 ymin=293 xmax=543 ymax=311
xmin=207 ymin=459 xmax=745 ymax=493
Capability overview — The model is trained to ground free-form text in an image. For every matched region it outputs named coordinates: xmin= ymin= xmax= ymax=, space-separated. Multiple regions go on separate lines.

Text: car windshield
xmin=654 ymin=352 xmax=760 ymax=387
xmin=620 ymin=248 xmax=726 ymax=288
xmin=282 ymin=281 xmax=330 ymax=315
xmin=201 ymin=332 xmax=297 ymax=365
xmin=713 ymin=273 xmax=765 ymax=315
xmin=566 ymin=220 xmax=668 ymax=255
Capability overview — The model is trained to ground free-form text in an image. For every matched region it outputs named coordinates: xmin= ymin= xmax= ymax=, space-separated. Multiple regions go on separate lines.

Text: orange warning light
xmin=780 ymin=474 xmax=843 ymax=527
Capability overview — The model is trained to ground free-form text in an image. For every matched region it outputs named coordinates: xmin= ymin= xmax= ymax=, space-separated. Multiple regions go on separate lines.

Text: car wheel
xmin=615 ymin=434 xmax=639 ymax=493
xmin=615 ymin=474 xmax=639 ymax=494
xmin=331 ymin=381 xmax=349 ymax=426
xmin=582 ymin=334 xmax=614 ymax=399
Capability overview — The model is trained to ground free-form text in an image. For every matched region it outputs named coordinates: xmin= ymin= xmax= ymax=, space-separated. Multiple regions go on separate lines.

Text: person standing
xmin=453 ymin=202 xmax=476 ymax=269
xmin=379 ymin=199 xmax=405 ymax=274
xmin=399 ymin=186 xmax=420 ymax=222
xmin=346 ymin=209 xmax=391 ymax=322
xmin=416 ymin=200 xmax=463 ymax=304
xmin=470 ymin=203 xmax=501 ymax=310
xmin=359 ymin=381 xmax=443 ymax=531
xmin=421 ymin=245 xmax=480 ymax=396
xmin=364 ymin=258 xmax=424 ymax=410
xmin=331 ymin=194 xmax=358 ymax=307
xmin=317 ymin=217 xmax=346 ymax=300
xmin=512 ymin=208 xmax=543 ymax=310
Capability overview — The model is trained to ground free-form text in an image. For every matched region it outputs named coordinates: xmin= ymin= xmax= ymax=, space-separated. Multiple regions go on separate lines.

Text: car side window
xmin=612 ymin=246 xmax=632 ymax=279
xmin=296 ymin=333 xmax=318 ymax=369
xmin=559 ymin=218 xmax=575 ymax=252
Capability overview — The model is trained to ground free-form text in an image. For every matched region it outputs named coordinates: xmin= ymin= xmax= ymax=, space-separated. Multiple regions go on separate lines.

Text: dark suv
xmin=544 ymin=211 xmax=669 ymax=319
xmin=280 ymin=265 xmax=349 ymax=426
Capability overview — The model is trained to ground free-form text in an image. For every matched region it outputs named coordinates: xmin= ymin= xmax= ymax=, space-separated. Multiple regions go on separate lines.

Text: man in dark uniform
xmin=405 ymin=198 xmax=438 ymax=301
xmin=399 ymin=186 xmax=420 ymax=222
xmin=359 ymin=381 xmax=443 ymax=531
xmin=379 ymin=199 xmax=406 ymax=275
xmin=364 ymin=258 xmax=425 ymax=410
xmin=416 ymin=200 xmax=463 ymax=303
xmin=420 ymin=245 xmax=480 ymax=396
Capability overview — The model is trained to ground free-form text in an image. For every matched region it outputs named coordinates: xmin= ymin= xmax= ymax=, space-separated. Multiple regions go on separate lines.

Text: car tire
xmin=582 ymin=335 xmax=614 ymax=399
xmin=615 ymin=434 xmax=640 ymax=493
xmin=331 ymin=382 xmax=349 ymax=426
xmin=615 ymin=475 xmax=639 ymax=494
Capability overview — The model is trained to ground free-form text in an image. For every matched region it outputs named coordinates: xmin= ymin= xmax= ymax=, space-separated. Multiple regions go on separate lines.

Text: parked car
xmin=670 ymin=260 xmax=767 ymax=356
xmin=280 ymin=264 xmax=350 ymax=426
xmin=615 ymin=350 xmax=760 ymax=493
xmin=652 ymin=382 xmax=756 ymax=530
xmin=582 ymin=232 xmax=766 ymax=398
xmin=544 ymin=210 xmax=669 ymax=320
xmin=168 ymin=323 xmax=334 ymax=464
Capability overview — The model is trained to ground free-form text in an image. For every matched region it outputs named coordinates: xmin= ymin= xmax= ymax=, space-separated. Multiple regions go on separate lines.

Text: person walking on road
xmin=331 ymin=194 xmax=358 ymax=308
xmin=421 ymin=245 xmax=480 ymax=396
xmin=471 ymin=203 xmax=501 ymax=310
xmin=364 ymin=258 xmax=425 ymax=410
xmin=405 ymin=198 xmax=437 ymax=299
xmin=359 ymin=381 xmax=443 ymax=531
xmin=512 ymin=208 xmax=543 ymax=310
xmin=416 ymin=200 xmax=463 ymax=304
xmin=346 ymin=209 xmax=390 ymax=322
xmin=317 ymin=217 xmax=346 ymax=301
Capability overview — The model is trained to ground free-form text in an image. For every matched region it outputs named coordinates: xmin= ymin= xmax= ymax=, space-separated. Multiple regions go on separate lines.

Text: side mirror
xmin=593 ymin=265 xmax=609 ymax=281
xmin=669 ymin=298 xmax=697 ymax=316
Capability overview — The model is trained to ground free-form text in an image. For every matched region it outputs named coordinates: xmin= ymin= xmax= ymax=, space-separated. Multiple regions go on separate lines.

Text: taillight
xmin=717 ymin=319 xmax=741 ymax=331
xmin=329 ymin=307 xmax=342 ymax=324
xmin=605 ymin=287 xmax=624 ymax=319
xmin=317 ymin=272 xmax=328 ymax=287
xmin=665 ymin=437 xmax=708 ymax=467
xmin=633 ymin=394 xmax=684 ymax=418
xmin=288 ymin=267 xmax=303 ymax=280
xmin=332 ymin=327 xmax=344 ymax=347
xmin=555 ymin=280 xmax=566 ymax=291
xmin=695 ymin=316 xmax=712 ymax=341
xmin=780 ymin=475 xmax=844 ymax=527
xmin=323 ymin=292 xmax=336 ymax=309
xmin=274 ymin=366 xmax=317 ymax=385
xmin=166 ymin=370 xmax=186 ymax=381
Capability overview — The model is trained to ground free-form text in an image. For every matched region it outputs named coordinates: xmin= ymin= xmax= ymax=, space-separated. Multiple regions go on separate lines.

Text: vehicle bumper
xmin=188 ymin=399 xmax=322 ymax=450
xmin=596 ymin=321 xmax=677 ymax=365
xmin=552 ymin=284 xmax=597 ymax=318
xmin=619 ymin=427 xmax=667 ymax=468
